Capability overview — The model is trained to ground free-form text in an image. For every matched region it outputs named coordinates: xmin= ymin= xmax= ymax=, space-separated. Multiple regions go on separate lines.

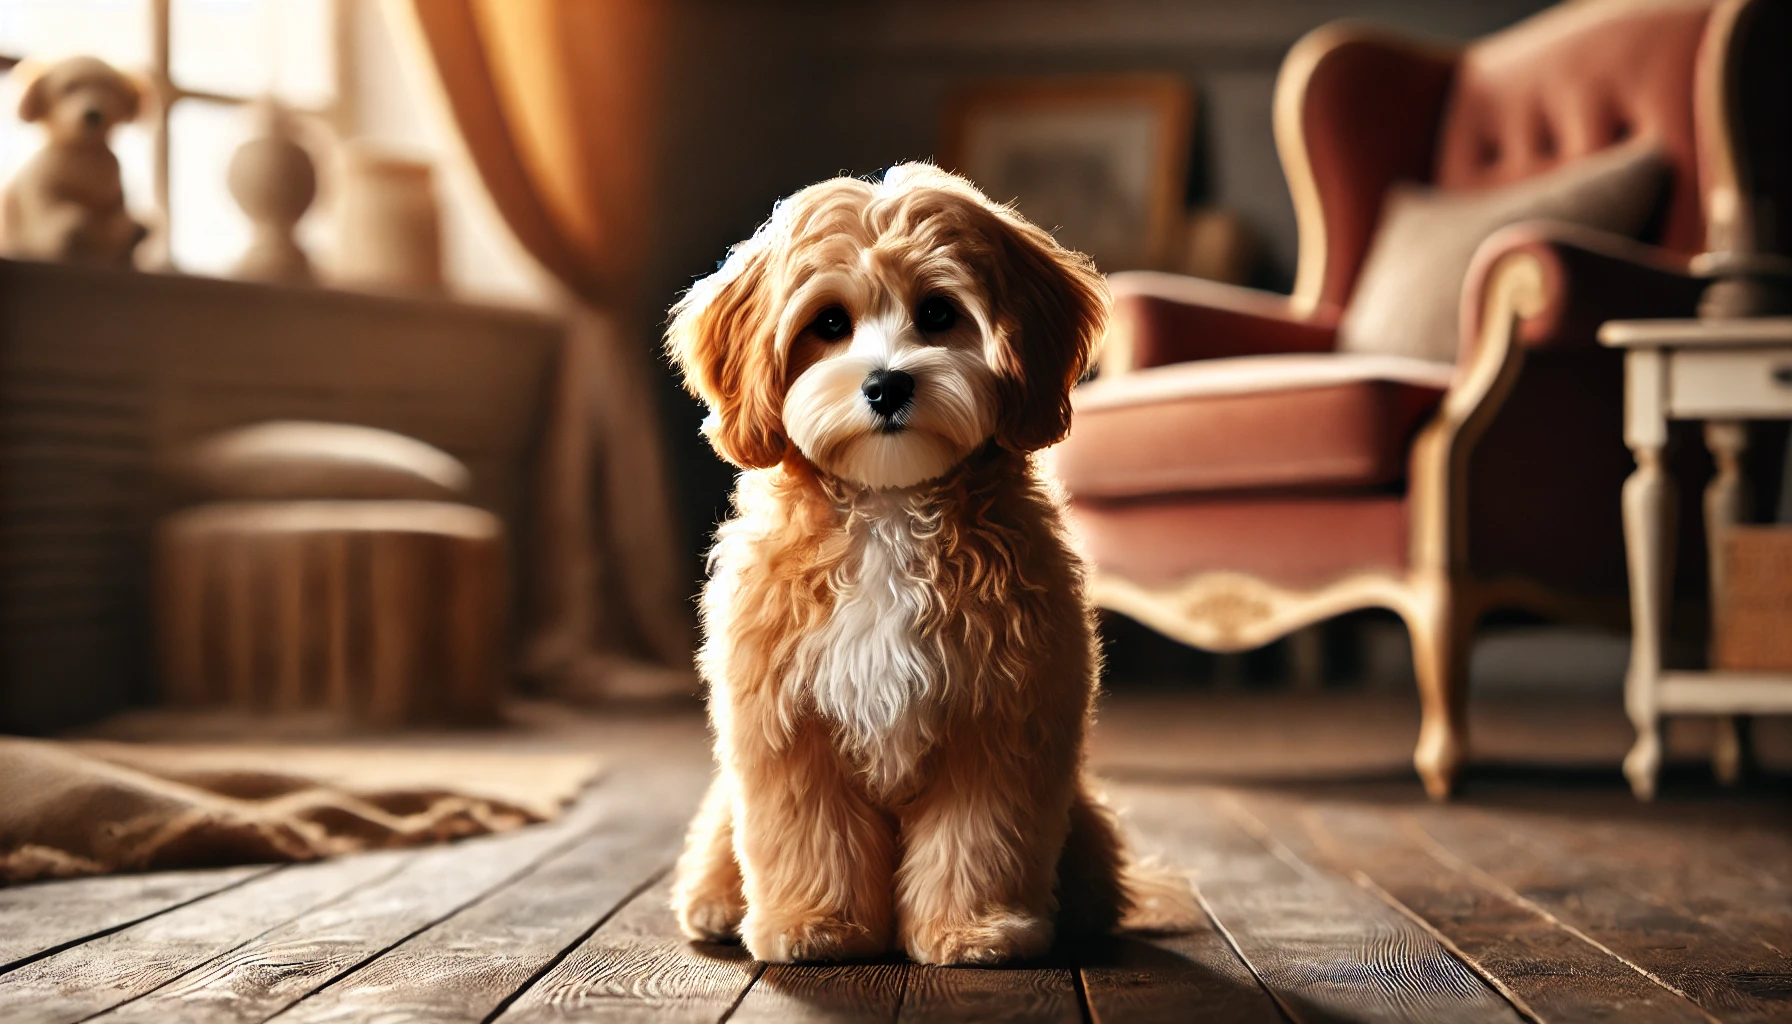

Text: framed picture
xmin=942 ymin=76 xmax=1193 ymax=274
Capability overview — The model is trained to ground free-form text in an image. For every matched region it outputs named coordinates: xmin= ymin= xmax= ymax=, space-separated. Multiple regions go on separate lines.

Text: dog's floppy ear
xmin=666 ymin=234 xmax=789 ymax=470
xmin=15 ymin=61 xmax=51 ymax=123
xmin=984 ymin=209 xmax=1110 ymax=453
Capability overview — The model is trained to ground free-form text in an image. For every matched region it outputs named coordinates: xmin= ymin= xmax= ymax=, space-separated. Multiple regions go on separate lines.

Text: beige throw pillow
xmin=1337 ymin=143 xmax=1667 ymax=363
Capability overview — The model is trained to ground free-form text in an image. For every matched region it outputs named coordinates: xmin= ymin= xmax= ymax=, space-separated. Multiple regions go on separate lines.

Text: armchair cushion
xmin=1068 ymin=494 xmax=1411 ymax=589
xmin=1337 ymin=141 xmax=1666 ymax=363
xmin=1053 ymin=353 xmax=1454 ymax=499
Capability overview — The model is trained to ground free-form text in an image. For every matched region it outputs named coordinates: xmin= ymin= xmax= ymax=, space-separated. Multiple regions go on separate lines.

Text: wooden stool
xmin=156 ymin=501 xmax=506 ymax=727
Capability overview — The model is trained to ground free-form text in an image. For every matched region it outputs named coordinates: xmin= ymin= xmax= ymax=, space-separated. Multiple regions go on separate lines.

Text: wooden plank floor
xmin=5 ymin=692 xmax=1790 ymax=1023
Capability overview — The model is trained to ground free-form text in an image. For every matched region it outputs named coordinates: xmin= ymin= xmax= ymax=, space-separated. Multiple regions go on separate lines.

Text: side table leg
xmin=1704 ymin=421 xmax=1752 ymax=786
xmin=1712 ymin=715 xmax=1754 ymax=786
xmin=1622 ymin=351 xmax=1673 ymax=801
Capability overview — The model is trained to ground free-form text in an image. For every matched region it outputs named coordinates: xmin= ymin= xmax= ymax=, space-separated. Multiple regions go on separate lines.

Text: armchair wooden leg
xmin=1407 ymin=587 xmax=1472 ymax=800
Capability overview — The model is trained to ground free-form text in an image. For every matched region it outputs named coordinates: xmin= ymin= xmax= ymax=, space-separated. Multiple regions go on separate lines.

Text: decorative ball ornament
xmin=228 ymin=100 xmax=318 ymax=285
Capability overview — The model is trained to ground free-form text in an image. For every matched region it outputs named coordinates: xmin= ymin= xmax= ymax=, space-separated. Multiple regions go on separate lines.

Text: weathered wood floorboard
xmin=86 ymin=778 xmax=625 ymax=1024
xmin=1081 ymin=929 xmax=1288 ymax=1024
xmin=0 ymin=865 xmax=268 ymax=971
xmin=491 ymin=876 xmax=762 ymax=1024
xmin=730 ymin=962 xmax=909 ymax=1024
xmin=1413 ymin=807 xmax=1792 ymax=1024
xmin=1237 ymin=793 xmax=1712 ymax=1024
xmin=1116 ymin=784 xmax=1525 ymax=1024
xmin=6 ymin=698 xmax=1791 ymax=1023
xmin=271 ymin=769 xmax=704 ymax=1024
xmin=896 ymin=962 xmax=1082 ymax=1024
xmin=1083 ymin=802 xmax=1287 ymax=1024
xmin=0 ymin=852 xmax=409 ymax=1024
xmin=1478 ymin=807 xmax=1792 ymax=958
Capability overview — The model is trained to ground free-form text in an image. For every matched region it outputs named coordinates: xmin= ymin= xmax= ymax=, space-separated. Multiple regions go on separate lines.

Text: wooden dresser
xmin=0 ymin=259 xmax=562 ymax=732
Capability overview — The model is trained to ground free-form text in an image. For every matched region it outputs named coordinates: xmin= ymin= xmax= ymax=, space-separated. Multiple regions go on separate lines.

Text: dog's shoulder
xmin=710 ymin=465 xmax=845 ymax=572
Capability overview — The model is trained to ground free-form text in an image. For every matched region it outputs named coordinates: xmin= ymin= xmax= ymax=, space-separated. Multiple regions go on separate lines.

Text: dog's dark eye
xmin=811 ymin=306 xmax=851 ymax=342
xmin=915 ymin=296 xmax=957 ymax=334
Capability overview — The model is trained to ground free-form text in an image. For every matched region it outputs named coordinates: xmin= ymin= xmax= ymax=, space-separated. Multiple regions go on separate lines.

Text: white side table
xmin=1600 ymin=318 xmax=1792 ymax=799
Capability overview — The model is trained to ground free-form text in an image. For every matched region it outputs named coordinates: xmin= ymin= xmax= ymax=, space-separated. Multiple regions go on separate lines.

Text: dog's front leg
xmin=730 ymin=719 xmax=896 ymax=962
xmin=671 ymin=772 xmax=745 ymax=942
xmin=895 ymin=722 xmax=1077 ymax=965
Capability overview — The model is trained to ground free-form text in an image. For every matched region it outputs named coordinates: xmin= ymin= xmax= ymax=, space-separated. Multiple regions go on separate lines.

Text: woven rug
xmin=0 ymin=737 xmax=603 ymax=883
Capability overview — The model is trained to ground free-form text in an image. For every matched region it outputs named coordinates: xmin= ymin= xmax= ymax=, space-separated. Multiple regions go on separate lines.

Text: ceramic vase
xmin=332 ymin=145 xmax=444 ymax=296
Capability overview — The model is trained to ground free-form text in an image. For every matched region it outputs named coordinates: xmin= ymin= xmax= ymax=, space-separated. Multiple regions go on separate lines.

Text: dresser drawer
xmin=1668 ymin=347 xmax=1792 ymax=417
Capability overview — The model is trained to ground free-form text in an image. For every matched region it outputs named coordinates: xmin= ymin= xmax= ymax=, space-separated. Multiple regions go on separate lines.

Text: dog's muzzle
xmin=861 ymin=369 xmax=914 ymax=424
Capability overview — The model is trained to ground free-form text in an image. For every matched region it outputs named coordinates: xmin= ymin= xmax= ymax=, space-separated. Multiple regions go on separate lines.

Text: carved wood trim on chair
xmin=1402 ymin=252 xmax=1548 ymax=798
xmin=1274 ymin=23 xmax=1346 ymax=318
xmin=1091 ymin=570 xmax=1416 ymax=655
xmin=1273 ymin=24 xmax=1460 ymax=318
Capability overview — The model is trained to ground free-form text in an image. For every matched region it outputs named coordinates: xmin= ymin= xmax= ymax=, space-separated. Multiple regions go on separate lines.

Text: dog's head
xmin=17 ymin=56 xmax=143 ymax=143
xmin=668 ymin=163 xmax=1108 ymax=490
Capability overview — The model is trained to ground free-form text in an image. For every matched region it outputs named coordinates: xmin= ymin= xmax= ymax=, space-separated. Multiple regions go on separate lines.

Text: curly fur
xmin=665 ymin=163 xmax=1195 ymax=965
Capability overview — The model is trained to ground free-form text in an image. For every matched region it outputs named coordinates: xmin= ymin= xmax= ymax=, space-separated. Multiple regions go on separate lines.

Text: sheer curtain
xmin=403 ymin=0 xmax=693 ymax=699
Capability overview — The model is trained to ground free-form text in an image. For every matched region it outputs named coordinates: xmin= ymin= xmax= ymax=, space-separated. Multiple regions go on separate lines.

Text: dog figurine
xmin=2 ymin=56 xmax=148 ymax=267
xmin=666 ymin=163 xmax=1191 ymax=965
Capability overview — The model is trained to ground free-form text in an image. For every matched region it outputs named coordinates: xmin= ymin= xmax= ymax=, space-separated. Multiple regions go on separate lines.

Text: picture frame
xmin=942 ymin=75 xmax=1193 ymax=274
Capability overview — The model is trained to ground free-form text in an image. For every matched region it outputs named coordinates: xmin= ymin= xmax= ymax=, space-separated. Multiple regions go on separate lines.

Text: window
xmin=0 ymin=0 xmax=348 ymax=274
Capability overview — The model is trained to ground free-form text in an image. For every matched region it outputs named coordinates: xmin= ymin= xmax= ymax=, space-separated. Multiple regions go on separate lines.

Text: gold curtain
xmin=405 ymin=0 xmax=693 ymax=699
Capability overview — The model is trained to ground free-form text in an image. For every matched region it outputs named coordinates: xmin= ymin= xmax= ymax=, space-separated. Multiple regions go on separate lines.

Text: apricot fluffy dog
xmin=667 ymin=163 xmax=1189 ymax=966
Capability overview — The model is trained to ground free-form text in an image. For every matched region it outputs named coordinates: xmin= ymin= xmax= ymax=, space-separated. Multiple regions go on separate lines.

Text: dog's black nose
xmin=83 ymin=109 xmax=102 ymax=128
xmin=861 ymin=369 xmax=915 ymax=419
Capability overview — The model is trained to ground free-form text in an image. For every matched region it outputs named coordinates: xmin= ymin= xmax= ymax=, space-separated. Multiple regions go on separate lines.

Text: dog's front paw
xmin=742 ymin=908 xmax=887 ymax=963
xmin=672 ymin=882 xmax=745 ymax=943
xmin=905 ymin=910 xmax=1054 ymax=966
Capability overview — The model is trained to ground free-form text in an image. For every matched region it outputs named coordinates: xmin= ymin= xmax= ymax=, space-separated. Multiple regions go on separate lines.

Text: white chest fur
xmin=789 ymin=500 xmax=940 ymax=778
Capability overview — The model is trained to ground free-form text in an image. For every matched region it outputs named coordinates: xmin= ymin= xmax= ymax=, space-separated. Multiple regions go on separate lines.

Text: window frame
xmin=1 ymin=0 xmax=355 ymax=270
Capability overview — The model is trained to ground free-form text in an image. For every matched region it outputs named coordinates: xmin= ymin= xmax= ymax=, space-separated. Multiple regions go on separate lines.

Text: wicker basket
xmin=1715 ymin=526 xmax=1792 ymax=672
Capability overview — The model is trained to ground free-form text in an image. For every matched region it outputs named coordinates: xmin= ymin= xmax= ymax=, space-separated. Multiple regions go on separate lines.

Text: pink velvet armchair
xmin=1052 ymin=0 xmax=1788 ymax=797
